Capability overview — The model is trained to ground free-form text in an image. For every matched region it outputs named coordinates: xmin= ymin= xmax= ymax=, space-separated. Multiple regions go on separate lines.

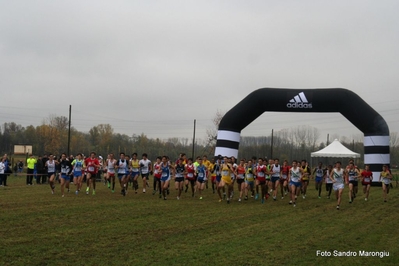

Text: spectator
xmin=18 ymin=160 xmax=24 ymax=174
xmin=36 ymin=156 xmax=45 ymax=184
xmin=0 ymin=157 xmax=5 ymax=186
xmin=26 ymin=154 xmax=37 ymax=185
xmin=13 ymin=163 xmax=18 ymax=176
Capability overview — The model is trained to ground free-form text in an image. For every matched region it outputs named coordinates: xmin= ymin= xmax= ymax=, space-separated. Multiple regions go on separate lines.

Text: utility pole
xmin=67 ymin=105 xmax=72 ymax=156
xmin=192 ymin=119 xmax=196 ymax=159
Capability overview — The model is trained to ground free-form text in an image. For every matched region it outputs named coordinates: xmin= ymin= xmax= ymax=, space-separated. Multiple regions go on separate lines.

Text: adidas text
xmin=286 ymin=102 xmax=313 ymax=108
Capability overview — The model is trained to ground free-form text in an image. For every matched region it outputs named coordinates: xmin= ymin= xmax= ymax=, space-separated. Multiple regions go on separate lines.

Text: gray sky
xmin=1 ymin=0 xmax=398 ymax=143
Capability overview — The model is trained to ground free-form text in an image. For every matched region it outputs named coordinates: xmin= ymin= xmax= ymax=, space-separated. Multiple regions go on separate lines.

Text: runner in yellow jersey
xmin=300 ymin=160 xmax=311 ymax=199
xmin=131 ymin=153 xmax=140 ymax=193
xmin=218 ymin=156 xmax=234 ymax=203
xmin=379 ymin=165 xmax=392 ymax=202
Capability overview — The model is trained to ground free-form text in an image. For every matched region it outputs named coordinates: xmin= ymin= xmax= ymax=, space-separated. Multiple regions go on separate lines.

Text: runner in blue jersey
xmin=59 ymin=153 xmax=72 ymax=197
xmin=71 ymin=153 xmax=85 ymax=195
xmin=160 ymin=156 xmax=173 ymax=200
xmin=312 ymin=162 xmax=325 ymax=199
xmin=195 ymin=158 xmax=207 ymax=200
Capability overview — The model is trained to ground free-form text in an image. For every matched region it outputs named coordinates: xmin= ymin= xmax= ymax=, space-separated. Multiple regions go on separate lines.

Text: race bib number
xmin=198 ymin=173 xmax=204 ymax=178
xmin=246 ymin=174 xmax=253 ymax=178
xmin=162 ymin=172 xmax=168 ymax=177
xmin=222 ymin=170 xmax=229 ymax=176
xmin=238 ymin=174 xmax=244 ymax=179
xmin=258 ymin=172 xmax=265 ymax=177
xmin=187 ymin=173 xmax=193 ymax=178
xmin=88 ymin=166 xmax=95 ymax=172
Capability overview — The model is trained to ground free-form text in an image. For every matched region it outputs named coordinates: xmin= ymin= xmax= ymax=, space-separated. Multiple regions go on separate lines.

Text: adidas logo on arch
xmin=286 ymin=92 xmax=313 ymax=109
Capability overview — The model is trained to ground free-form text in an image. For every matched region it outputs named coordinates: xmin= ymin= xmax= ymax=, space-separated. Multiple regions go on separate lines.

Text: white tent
xmin=311 ymin=139 xmax=360 ymax=158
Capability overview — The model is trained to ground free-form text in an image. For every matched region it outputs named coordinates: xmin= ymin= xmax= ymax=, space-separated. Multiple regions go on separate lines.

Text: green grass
xmin=1 ymin=177 xmax=398 ymax=266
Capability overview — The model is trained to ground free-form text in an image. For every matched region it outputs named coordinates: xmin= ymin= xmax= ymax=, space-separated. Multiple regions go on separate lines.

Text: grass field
xmin=1 ymin=176 xmax=398 ymax=266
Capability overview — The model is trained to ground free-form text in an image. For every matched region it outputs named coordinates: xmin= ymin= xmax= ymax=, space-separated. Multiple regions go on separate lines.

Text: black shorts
xmin=175 ymin=177 xmax=184 ymax=183
xmin=258 ymin=180 xmax=266 ymax=185
xmin=349 ymin=180 xmax=358 ymax=186
xmin=141 ymin=173 xmax=149 ymax=179
xmin=236 ymin=179 xmax=245 ymax=184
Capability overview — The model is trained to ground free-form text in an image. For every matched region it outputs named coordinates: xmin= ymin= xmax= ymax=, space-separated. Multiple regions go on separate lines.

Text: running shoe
xmin=244 ymin=196 xmax=248 ymax=200
xmin=349 ymin=200 xmax=352 ymax=204
xmin=261 ymin=199 xmax=265 ymax=204
xmin=293 ymin=202 xmax=296 ymax=207
xmin=227 ymin=199 xmax=230 ymax=204
xmin=255 ymin=194 xmax=259 ymax=200
xmin=75 ymin=190 xmax=78 ymax=195
xmin=281 ymin=197 xmax=284 ymax=200
xmin=164 ymin=197 xmax=167 ymax=200
xmin=218 ymin=199 xmax=222 ymax=202
xmin=302 ymin=195 xmax=305 ymax=199
xmin=107 ymin=182 xmax=111 ymax=189
xmin=200 ymin=196 xmax=203 ymax=200
xmin=336 ymin=205 xmax=340 ymax=210
xmin=238 ymin=198 xmax=242 ymax=202
xmin=143 ymin=188 xmax=146 ymax=193
xmin=273 ymin=197 xmax=276 ymax=201
xmin=365 ymin=198 xmax=367 ymax=201
xmin=92 ymin=190 xmax=96 ymax=196
xmin=62 ymin=194 xmax=64 ymax=197
xmin=86 ymin=187 xmax=89 ymax=195
xmin=177 ymin=196 xmax=180 ymax=200
xmin=289 ymin=200 xmax=292 ymax=205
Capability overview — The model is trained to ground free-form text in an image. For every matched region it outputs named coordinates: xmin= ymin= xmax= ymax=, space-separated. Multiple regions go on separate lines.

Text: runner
xmin=71 ymin=153 xmax=84 ymax=195
xmin=46 ymin=154 xmax=58 ymax=194
xmin=202 ymin=155 xmax=211 ymax=190
xmin=160 ymin=156 xmax=172 ymax=200
xmin=185 ymin=158 xmax=196 ymax=198
xmin=329 ymin=161 xmax=347 ymax=210
xmin=325 ymin=165 xmax=333 ymax=199
xmin=280 ymin=160 xmax=290 ymax=199
xmin=214 ymin=156 xmax=224 ymax=201
xmin=218 ymin=156 xmax=234 ymax=203
xmin=288 ymin=160 xmax=303 ymax=207
xmin=139 ymin=153 xmax=152 ymax=193
xmin=153 ymin=156 xmax=162 ymax=197
xmin=236 ymin=159 xmax=246 ymax=202
xmin=270 ymin=158 xmax=281 ymax=201
xmin=255 ymin=158 xmax=268 ymax=204
xmin=379 ymin=165 xmax=392 ymax=202
xmin=59 ymin=153 xmax=72 ymax=197
xmin=266 ymin=159 xmax=274 ymax=198
xmin=116 ymin=152 xmax=128 ymax=196
xmin=229 ymin=157 xmax=237 ymax=199
xmin=195 ymin=158 xmax=207 ymax=200
xmin=347 ymin=162 xmax=361 ymax=203
xmin=84 ymin=152 xmax=100 ymax=195
xmin=312 ymin=162 xmax=325 ymax=199
xmin=105 ymin=153 xmax=116 ymax=193
xmin=209 ymin=158 xmax=217 ymax=193
xmin=244 ymin=159 xmax=255 ymax=200
xmin=174 ymin=158 xmax=185 ymax=200
xmin=300 ymin=160 xmax=311 ymax=199
xmin=361 ymin=165 xmax=373 ymax=201
xmin=131 ymin=153 xmax=140 ymax=193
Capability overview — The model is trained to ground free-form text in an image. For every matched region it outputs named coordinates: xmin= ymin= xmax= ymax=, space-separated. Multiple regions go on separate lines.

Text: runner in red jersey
xmin=152 ymin=156 xmax=162 ymax=198
xmin=361 ymin=165 xmax=373 ymax=201
xmin=255 ymin=158 xmax=268 ymax=204
xmin=236 ymin=159 xmax=246 ymax=202
xmin=185 ymin=158 xmax=196 ymax=197
xmin=84 ymin=152 xmax=100 ymax=195
xmin=280 ymin=160 xmax=291 ymax=199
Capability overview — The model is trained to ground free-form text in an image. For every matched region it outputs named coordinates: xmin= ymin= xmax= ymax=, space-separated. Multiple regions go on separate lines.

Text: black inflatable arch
xmin=215 ymin=88 xmax=389 ymax=182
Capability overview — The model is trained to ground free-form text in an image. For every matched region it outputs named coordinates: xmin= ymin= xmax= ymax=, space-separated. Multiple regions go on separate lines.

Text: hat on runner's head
xmin=99 ymin=156 xmax=103 ymax=159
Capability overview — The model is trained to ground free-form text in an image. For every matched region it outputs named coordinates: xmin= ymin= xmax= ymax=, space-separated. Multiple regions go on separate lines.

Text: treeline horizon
xmin=1 ymin=115 xmax=398 ymax=166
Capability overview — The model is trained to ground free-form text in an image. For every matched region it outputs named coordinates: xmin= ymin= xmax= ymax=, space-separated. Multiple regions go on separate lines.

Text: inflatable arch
xmin=215 ymin=88 xmax=389 ymax=182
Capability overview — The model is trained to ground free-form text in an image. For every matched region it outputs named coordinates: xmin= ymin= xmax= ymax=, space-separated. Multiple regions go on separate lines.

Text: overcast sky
xmin=1 ymin=0 xmax=398 ymax=143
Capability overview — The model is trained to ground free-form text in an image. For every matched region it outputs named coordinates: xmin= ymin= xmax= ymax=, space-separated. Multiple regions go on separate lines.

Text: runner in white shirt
xmin=139 ymin=153 xmax=152 ymax=193
xmin=329 ymin=161 xmax=348 ymax=210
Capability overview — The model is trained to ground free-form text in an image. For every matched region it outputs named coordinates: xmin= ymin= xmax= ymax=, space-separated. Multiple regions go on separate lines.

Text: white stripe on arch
xmin=217 ymin=130 xmax=241 ymax=143
xmin=364 ymin=136 xmax=390 ymax=147
xmin=364 ymin=154 xmax=390 ymax=165
xmin=214 ymin=147 xmax=238 ymax=158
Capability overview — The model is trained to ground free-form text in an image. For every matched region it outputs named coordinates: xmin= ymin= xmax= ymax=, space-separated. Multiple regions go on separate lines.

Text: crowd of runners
xmin=17 ymin=152 xmax=394 ymax=209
